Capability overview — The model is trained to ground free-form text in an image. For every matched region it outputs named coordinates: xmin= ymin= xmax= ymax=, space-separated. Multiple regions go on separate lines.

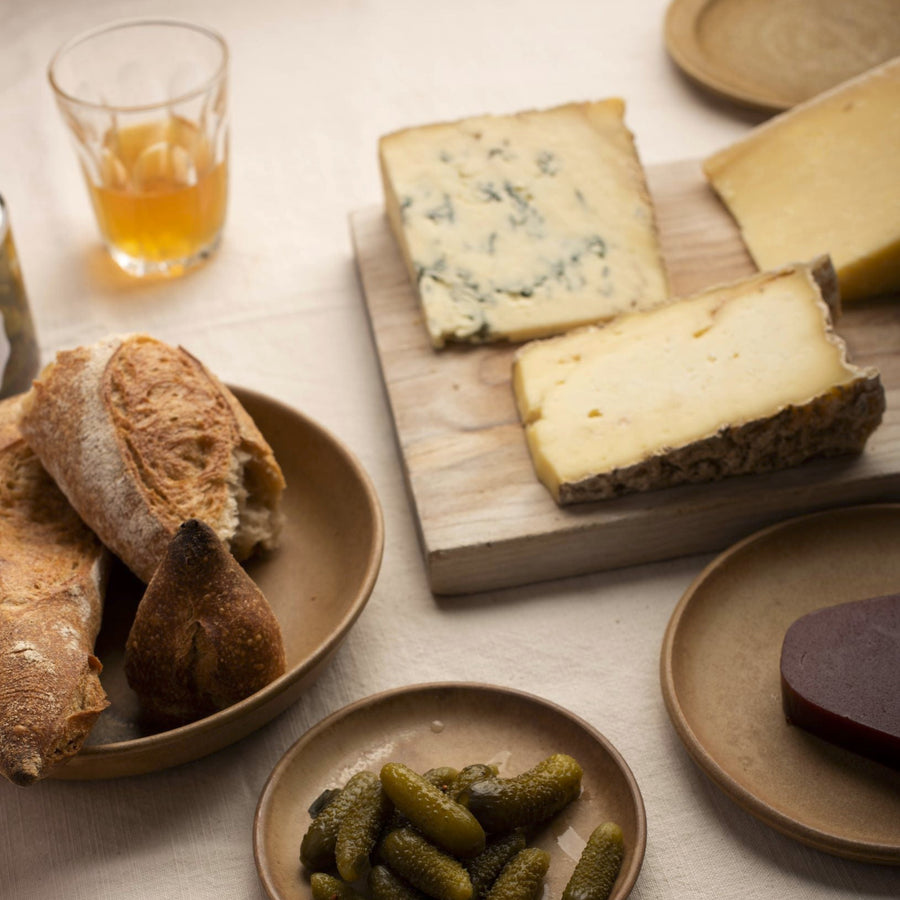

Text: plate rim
xmin=253 ymin=680 xmax=648 ymax=900
xmin=51 ymin=385 xmax=385 ymax=779
xmin=664 ymin=0 xmax=900 ymax=113
xmin=659 ymin=502 xmax=900 ymax=863
xmin=664 ymin=0 xmax=790 ymax=112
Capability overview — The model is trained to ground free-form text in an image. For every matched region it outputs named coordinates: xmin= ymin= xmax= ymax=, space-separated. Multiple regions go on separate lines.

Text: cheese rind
xmin=379 ymin=100 xmax=669 ymax=348
xmin=513 ymin=258 xmax=884 ymax=504
xmin=703 ymin=57 xmax=900 ymax=302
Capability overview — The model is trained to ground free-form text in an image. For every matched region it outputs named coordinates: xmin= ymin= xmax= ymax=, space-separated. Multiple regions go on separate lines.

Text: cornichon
xmin=379 ymin=827 xmax=474 ymax=900
xmin=300 ymin=771 xmax=382 ymax=871
xmin=561 ymin=822 xmax=625 ymax=900
xmin=381 ymin=762 xmax=486 ymax=858
xmin=308 ymin=787 xmax=342 ymax=818
xmin=423 ymin=766 xmax=460 ymax=793
xmin=449 ymin=764 xmax=498 ymax=802
xmin=369 ymin=863 xmax=429 ymax=900
xmin=335 ymin=772 xmax=392 ymax=881
xmin=483 ymin=847 xmax=550 ymax=900
xmin=381 ymin=765 xmax=457 ymax=836
xmin=460 ymin=754 xmax=583 ymax=833
xmin=310 ymin=872 xmax=363 ymax=900
xmin=466 ymin=831 xmax=527 ymax=900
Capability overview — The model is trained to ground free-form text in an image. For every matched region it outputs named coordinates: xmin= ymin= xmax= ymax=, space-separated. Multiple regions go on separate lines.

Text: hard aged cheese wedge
xmin=703 ymin=57 xmax=900 ymax=302
xmin=513 ymin=258 xmax=884 ymax=504
xmin=379 ymin=100 xmax=670 ymax=348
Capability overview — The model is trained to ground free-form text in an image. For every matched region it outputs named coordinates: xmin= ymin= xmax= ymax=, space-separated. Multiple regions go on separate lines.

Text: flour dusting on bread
xmin=0 ymin=395 xmax=110 ymax=786
xmin=19 ymin=334 xmax=286 ymax=583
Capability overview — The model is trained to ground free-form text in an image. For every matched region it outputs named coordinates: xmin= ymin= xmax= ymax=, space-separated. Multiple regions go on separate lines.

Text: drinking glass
xmin=49 ymin=19 xmax=229 ymax=277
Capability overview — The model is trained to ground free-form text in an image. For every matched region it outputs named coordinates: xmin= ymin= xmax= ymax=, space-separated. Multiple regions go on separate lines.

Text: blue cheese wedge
xmin=513 ymin=257 xmax=884 ymax=505
xmin=379 ymin=100 xmax=670 ymax=348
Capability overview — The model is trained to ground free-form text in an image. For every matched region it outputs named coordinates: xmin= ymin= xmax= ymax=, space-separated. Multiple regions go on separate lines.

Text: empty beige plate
xmin=665 ymin=0 xmax=900 ymax=111
xmin=51 ymin=387 xmax=384 ymax=780
xmin=254 ymin=682 xmax=646 ymax=899
xmin=661 ymin=504 xmax=900 ymax=863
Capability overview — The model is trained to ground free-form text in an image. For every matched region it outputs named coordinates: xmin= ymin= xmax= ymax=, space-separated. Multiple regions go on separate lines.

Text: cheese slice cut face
xmin=379 ymin=100 xmax=670 ymax=348
xmin=513 ymin=258 xmax=884 ymax=505
xmin=703 ymin=57 xmax=900 ymax=303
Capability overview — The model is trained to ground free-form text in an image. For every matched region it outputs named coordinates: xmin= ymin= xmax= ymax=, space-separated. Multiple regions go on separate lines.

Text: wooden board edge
xmin=349 ymin=159 xmax=900 ymax=597
xmin=427 ymin=477 xmax=900 ymax=595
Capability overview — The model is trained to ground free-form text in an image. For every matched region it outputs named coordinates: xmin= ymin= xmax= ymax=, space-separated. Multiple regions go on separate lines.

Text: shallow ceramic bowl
xmin=51 ymin=387 xmax=384 ymax=780
xmin=254 ymin=682 xmax=646 ymax=899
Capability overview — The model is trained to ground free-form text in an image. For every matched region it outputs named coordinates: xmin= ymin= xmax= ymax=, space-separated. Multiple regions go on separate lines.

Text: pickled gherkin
xmin=380 ymin=762 xmax=486 ymax=858
xmin=483 ymin=848 xmax=550 ymax=900
xmin=460 ymin=754 xmax=583 ymax=834
xmin=369 ymin=863 xmax=429 ymax=900
xmin=298 ymin=753 xmax=604 ymax=900
xmin=301 ymin=771 xmax=384 ymax=872
xmin=423 ymin=766 xmax=460 ymax=793
xmin=379 ymin=827 xmax=473 ymax=900
xmin=466 ymin=831 xmax=527 ymax=900
xmin=335 ymin=773 xmax=392 ymax=881
xmin=449 ymin=764 xmax=498 ymax=802
xmin=308 ymin=787 xmax=342 ymax=818
xmin=384 ymin=765 xmax=462 ymax=833
xmin=561 ymin=822 xmax=625 ymax=900
xmin=310 ymin=872 xmax=364 ymax=900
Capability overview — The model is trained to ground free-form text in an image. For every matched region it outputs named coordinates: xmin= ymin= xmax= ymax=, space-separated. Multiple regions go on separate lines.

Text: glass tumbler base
xmin=107 ymin=233 xmax=222 ymax=278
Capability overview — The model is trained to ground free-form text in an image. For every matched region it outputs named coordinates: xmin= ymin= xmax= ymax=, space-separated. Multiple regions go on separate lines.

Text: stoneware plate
xmin=254 ymin=682 xmax=646 ymax=900
xmin=664 ymin=0 xmax=900 ymax=111
xmin=660 ymin=504 xmax=900 ymax=863
xmin=51 ymin=387 xmax=384 ymax=780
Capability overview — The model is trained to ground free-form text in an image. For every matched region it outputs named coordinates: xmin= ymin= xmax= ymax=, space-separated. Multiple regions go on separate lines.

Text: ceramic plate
xmin=51 ymin=387 xmax=384 ymax=780
xmin=664 ymin=0 xmax=900 ymax=111
xmin=254 ymin=682 xmax=646 ymax=899
xmin=660 ymin=504 xmax=900 ymax=863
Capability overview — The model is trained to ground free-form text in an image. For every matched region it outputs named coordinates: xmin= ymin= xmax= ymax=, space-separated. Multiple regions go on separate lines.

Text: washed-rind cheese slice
xmin=379 ymin=100 xmax=670 ymax=348
xmin=703 ymin=57 xmax=900 ymax=303
xmin=513 ymin=257 xmax=884 ymax=505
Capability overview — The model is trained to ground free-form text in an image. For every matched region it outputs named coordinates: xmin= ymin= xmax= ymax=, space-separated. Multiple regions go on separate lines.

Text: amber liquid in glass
xmin=86 ymin=116 xmax=227 ymax=272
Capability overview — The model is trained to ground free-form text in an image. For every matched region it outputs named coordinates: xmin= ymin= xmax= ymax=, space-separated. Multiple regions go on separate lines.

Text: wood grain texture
xmin=351 ymin=159 xmax=900 ymax=595
xmin=664 ymin=0 xmax=900 ymax=112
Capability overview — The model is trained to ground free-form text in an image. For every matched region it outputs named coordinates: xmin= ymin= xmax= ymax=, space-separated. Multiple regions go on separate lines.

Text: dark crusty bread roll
xmin=124 ymin=518 xmax=286 ymax=726
xmin=19 ymin=334 xmax=286 ymax=583
xmin=0 ymin=395 xmax=110 ymax=786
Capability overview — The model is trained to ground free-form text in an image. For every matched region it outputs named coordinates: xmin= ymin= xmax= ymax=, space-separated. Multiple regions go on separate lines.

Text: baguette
xmin=19 ymin=334 xmax=286 ymax=583
xmin=0 ymin=395 xmax=110 ymax=785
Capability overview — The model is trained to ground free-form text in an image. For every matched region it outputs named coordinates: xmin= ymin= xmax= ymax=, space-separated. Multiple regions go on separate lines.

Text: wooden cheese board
xmin=350 ymin=158 xmax=900 ymax=595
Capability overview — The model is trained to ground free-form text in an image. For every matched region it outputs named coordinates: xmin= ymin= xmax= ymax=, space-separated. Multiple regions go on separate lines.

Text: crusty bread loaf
xmin=19 ymin=334 xmax=286 ymax=583
xmin=124 ymin=518 xmax=286 ymax=726
xmin=0 ymin=395 xmax=110 ymax=786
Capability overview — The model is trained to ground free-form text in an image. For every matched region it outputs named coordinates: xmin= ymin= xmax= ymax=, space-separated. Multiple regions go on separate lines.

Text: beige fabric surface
xmin=1 ymin=0 xmax=897 ymax=897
